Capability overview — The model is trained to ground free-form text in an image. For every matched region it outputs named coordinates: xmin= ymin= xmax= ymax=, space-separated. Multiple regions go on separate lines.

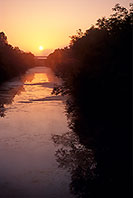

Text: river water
xmin=0 ymin=67 xmax=74 ymax=198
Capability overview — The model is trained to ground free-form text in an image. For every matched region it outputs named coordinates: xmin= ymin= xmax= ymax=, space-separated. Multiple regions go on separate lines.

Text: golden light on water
xmin=26 ymin=73 xmax=49 ymax=84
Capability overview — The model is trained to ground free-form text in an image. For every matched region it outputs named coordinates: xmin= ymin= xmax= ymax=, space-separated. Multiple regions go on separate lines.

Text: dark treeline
xmin=47 ymin=4 xmax=132 ymax=198
xmin=0 ymin=32 xmax=35 ymax=84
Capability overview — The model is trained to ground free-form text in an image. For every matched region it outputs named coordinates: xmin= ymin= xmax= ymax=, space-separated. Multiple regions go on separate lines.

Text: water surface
xmin=0 ymin=67 xmax=73 ymax=198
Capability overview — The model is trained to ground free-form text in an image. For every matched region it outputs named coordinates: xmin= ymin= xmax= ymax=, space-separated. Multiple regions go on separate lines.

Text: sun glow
xmin=39 ymin=46 xmax=44 ymax=51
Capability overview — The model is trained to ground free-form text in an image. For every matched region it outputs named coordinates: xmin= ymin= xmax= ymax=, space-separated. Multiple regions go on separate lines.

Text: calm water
xmin=0 ymin=67 xmax=130 ymax=198
xmin=0 ymin=67 xmax=74 ymax=198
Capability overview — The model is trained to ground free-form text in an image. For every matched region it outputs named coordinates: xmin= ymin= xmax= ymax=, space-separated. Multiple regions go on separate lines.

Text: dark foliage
xmin=0 ymin=32 xmax=35 ymax=83
xmin=48 ymin=4 xmax=132 ymax=198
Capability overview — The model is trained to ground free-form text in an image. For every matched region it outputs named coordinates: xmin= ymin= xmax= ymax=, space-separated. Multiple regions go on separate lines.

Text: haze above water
xmin=0 ymin=67 xmax=74 ymax=198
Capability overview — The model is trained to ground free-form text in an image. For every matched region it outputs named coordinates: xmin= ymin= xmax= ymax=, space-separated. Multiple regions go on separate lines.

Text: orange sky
xmin=0 ymin=0 xmax=131 ymax=55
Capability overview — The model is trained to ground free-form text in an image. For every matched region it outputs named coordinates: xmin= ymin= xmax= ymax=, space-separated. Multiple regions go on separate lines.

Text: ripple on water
xmin=0 ymin=67 xmax=73 ymax=198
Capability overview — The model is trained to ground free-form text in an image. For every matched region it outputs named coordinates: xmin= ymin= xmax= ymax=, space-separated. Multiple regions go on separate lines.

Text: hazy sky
xmin=0 ymin=0 xmax=131 ymax=55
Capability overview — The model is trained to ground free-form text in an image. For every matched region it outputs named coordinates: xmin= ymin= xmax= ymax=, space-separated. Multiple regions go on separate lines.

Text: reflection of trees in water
xmin=0 ymin=73 xmax=35 ymax=117
xmin=0 ymin=85 xmax=24 ymax=117
xmin=22 ymin=73 xmax=35 ymax=83
xmin=46 ymin=68 xmax=60 ymax=84
xmin=52 ymin=132 xmax=96 ymax=171
xmin=52 ymin=94 xmax=131 ymax=198
xmin=52 ymin=131 xmax=97 ymax=198
xmin=0 ymin=104 xmax=6 ymax=117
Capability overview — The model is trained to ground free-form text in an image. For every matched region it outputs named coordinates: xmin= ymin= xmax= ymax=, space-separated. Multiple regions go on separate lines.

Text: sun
xmin=39 ymin=46 xmax=44 ymax=51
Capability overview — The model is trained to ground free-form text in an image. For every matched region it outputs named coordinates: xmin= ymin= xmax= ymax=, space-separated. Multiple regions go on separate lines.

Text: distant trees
xmin=0 ymin=32 xmax=35 ymax=83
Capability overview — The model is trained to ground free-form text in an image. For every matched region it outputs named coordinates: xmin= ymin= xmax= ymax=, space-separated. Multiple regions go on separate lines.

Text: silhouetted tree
xmin=0 ymin=32 xmax=8 ymax=45
xmin=0 ymin=32 xmax=35 ymax=84
xmin=49 ymin=4 xmax=132 ymax=198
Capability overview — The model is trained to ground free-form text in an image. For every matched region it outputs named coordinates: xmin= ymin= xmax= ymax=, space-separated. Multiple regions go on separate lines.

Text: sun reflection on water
xmin=12 ymin=68 xmax=57 ymax=104
xmin=25 ymin=73 xmax=49 ymax=84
